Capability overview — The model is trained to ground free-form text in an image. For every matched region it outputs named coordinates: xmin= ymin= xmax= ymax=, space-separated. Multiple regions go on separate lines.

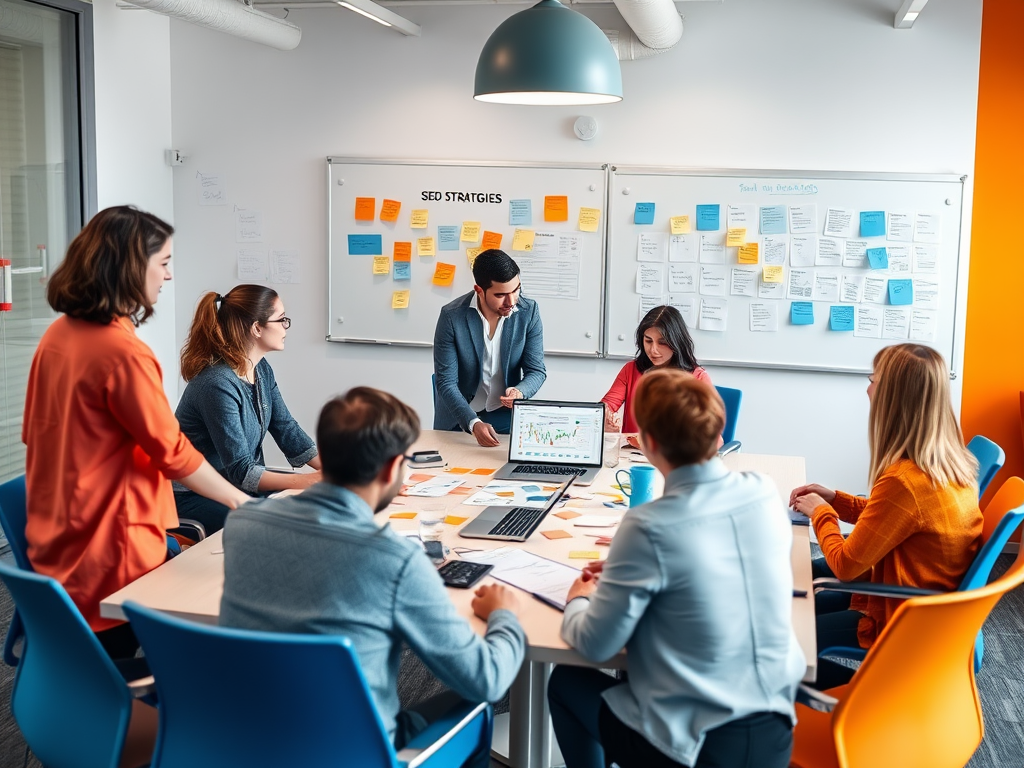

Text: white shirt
xmin=468 ymin=304 xmax=507 ymax=416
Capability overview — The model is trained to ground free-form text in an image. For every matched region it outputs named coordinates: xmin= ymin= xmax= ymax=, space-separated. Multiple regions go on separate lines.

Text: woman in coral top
xmin=602 ymin=305 xmax=710 ymax=446
xmin=790 ymin=343 xmax=981 ymax=689
xmin=22 ymin=206 xmax=250 ymax=662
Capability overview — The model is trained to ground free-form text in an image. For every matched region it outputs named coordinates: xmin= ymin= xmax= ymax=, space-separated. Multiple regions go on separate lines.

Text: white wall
xmin=166 ymin=0 xmax=982 ymax=493
xmin=92 ymin=0 xmax=177 ymax=403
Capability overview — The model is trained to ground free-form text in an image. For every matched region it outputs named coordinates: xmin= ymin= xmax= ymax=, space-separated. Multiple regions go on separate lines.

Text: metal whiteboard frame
xmin=603 ymin=165 xmax=969 ymax=377
xmin=326 ymin=156 xmax=610 ymax=357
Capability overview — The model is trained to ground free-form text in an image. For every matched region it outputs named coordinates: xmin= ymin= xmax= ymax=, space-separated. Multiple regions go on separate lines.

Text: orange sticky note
xmin=417 ymin=237 xmax=435 ymax=257
xmin=470 ymin=468 xmax=495 ymax=476
xmin=738 ymin=242 xmax=759 ymax=264
xmin=355 ymin=197 xmax=375 ymax=221
xmin=407 ymin=473 xmax=433 ymax=483
xmin=394 ymin=242 xmax=412 ymax=261
xmin=541 ymin=529 xmax=573 ymax=540
xmin=444 ymin=515 xmax=468 ymax=526
xmin=389 ymin=511 xmax=417 ymax=519
xmin=448 ymin=467 xmax=472 ymax=475
xmin=495 ymin=491 xmax=515 ymax=498
xmin=544 ymin=195 xmax=569 ymax=222
xmin=450 ymin=486 xmax=473 ymax=495
xmin=569 ymin=550 xmax=601 ymax=559
xmin=553 ymin=509 xmax=582 ymax=520
xmin=432 ymin=262 xmax=456 ymax=287
xmin=410 ymin=209 xmax=429 ymax=229
xmin=726 ymin=227 xmax=747 ymax=247
xmin=380 ymin=199 xmax=401 ymax=223
xmin=481 ymin=231 xmax=502 ymax=250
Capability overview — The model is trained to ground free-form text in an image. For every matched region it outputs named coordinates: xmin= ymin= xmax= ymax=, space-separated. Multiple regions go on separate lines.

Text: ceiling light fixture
xmin=334 ymin=0 xmax=420 ymax=36
xmin=894 ymin=0 xmax=928 ymax=29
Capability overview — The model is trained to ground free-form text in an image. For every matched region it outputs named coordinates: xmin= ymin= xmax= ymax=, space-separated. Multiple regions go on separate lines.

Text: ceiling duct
xmin=605 ymin=0 xmax=683 ymax=60
xmin=122 ymin=0 xmax=302 ymax=51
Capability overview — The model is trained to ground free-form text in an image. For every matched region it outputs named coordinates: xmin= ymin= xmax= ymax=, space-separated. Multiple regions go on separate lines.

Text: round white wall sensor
xmin=574 ymin=116 xmax=598 ymax=141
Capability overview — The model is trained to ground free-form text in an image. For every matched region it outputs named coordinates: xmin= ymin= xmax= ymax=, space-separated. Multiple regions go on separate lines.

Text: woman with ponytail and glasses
xmin=174 ymin=285 xmax=321 ymax=532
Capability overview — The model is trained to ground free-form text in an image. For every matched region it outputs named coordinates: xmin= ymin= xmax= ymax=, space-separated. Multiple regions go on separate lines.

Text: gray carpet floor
xmin=0 ymin=553 xmax=1020 ymax=768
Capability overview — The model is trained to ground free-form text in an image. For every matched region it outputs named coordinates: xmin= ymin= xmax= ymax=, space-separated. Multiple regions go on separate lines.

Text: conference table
xmin=100 ymin=430 xmax=815 ymax=768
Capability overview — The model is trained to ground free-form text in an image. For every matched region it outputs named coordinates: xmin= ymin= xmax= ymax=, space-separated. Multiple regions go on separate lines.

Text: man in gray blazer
xmin=433 ymin=249 xmax=546 ymax=447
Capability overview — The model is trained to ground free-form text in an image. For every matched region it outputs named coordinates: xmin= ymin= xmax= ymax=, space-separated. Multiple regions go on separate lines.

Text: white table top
xmin=100 ymin=431 xmax=816 ymax=680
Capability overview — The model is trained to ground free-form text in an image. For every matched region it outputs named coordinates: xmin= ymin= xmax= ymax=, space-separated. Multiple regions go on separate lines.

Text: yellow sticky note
xmin=372 ymin=256 xmax=390 ymax=275
xmin=448 ymin=467 xmax=472 ymax=475
xmin=389 ymin=511 xmax=417 ymax=519
xmin=578 ymin=207 xmax=601 ymax=232
xmin=726 ymin=227 xmax=747 ymax=247
xmin=466 ymin=247 xmax=482 ymax=267
xmin=481 ymin=231 xmax=502 ymax=250
xmin=738 ymin=242 xmax=759 ymax=264
xmin=495 ymin=491 xmax=516 ymax=498
xmin=433 ymin=262 xmax=456 ymax=287
xmin=670 ymin=215 xmax=691 ymax=235
xmin=391 ymin=290 xmax=410 ymax=309
xmin=512 ymin=228 xmax=535 ymax=252
xmin=394 ymin=242 xmax=412 ymax=261
xmin=763 ymin=265 xmax=784 ymax=283
xmin=410 ymin=209 xmax=429 ymax=229
xmin=380 ymin=199 xmax=401 ymax=223
xmin=355 ymin=197 xmax=375 ymax=221
xmin=568 ymin=551 xmax=601 ymax=560
xmin=417 ymin=237 xmax=435 ymax=257
xmin=544 ymin=195 xmax=569 ymax=222
xmin=460 ymin=221 xmax=481 ymax=242
xmin=444 ymin=515 xmax=468 ymax=526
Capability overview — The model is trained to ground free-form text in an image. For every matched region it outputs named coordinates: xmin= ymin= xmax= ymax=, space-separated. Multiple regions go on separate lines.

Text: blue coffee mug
xmin=615 ymin=465 xmax=657 ymax=507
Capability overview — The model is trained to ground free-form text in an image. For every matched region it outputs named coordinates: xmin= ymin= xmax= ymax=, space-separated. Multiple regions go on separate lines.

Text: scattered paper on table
xmin=407 ymin=473 xmax=434 ymax=483
xmin=471 ymin=468 xmax=495 ymax=476
xmin=389 ymin=512 xmax=417 ymax=519
xmin=448 ymin=467 xmax=472 ymax=474
xmin=405 ymin=477 xmax=465 ymax=497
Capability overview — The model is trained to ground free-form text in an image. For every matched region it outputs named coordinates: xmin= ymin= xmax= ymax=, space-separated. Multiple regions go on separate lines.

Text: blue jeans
xmin=174 ymin=490 xmax=231 ymax=534
xmin=812 ymin=556 xmax=864 ymax=690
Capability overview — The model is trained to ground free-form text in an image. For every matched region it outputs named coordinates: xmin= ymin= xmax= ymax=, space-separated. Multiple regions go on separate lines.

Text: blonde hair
xmin=867 ymin=344 xmax=977 ymax=489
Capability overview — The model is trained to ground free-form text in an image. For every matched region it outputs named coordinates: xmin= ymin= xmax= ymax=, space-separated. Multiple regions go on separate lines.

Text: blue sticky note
xmin=696 ymin=204 xmax=721 ymax=231
xmin=393 ymin=261 xmax=411 ymax=281
xmin=866 ymin=247 xmax=889 ymax=270
xmin=791 ymin=302 xmax=814 ymax=325
xmin=509 ymin=199 xmax=532 ymax=226
xmin=634 ymin=202 xmax=656 ymax=225
xmin=888 ymin=279 xmax=913 ymax=305
xmin=760 ymin=205 xmax=788 ymax=235
xmin=860 ymin=211 xmax=886 ymax=238
xmin=347 ymin=234 xmax=383 ymax=255
xmin=829 ymin=305 xmax=855 ymax=331
xmin=437 ymin=226 xmax=459 ymax=251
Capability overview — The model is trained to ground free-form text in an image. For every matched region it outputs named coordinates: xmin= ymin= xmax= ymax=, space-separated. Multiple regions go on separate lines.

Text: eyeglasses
xmin=266 ymin=317 xmax=291 ymax=330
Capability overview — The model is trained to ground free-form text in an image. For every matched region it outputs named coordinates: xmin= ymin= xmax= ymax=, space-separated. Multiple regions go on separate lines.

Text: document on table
xmin=460 ymin=547 xmax=580 ymax=610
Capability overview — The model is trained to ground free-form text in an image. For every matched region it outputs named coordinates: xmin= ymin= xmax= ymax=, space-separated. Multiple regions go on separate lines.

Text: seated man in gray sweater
xmin=219 ymin=386 xmax=526 ymax=756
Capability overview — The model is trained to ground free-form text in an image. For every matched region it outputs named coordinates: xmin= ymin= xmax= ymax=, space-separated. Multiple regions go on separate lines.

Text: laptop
xmin=459 ymin=477 xmax=575 ymax=542
xmin=492 ymin=400 xmax=605 ymax=486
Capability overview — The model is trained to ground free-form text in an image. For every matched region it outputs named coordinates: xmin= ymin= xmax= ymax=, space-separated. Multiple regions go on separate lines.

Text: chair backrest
xmin=0 ymin=475 xmax=31 ymax=572
xmin=966 ymin=435 xmax=1005 ymax=498
xmin=979 ymin=476 xmax=1024 ymax=545
xmin=123 ymin=601 xmax=399 ymax=768
xmin=714 ymin=386 xmax=742 ymax=444
xmin=831 ymin=543 xmax=1024 ymax=768
xmin=0 ymin=561 xmax=133 ymax=768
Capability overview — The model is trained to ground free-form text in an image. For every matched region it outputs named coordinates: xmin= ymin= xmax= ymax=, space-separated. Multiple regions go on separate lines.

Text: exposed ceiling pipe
xmin=121 ymin=0 xmax=302 ymax=51
xmin=605 ymin=0 xmax=683 ymax=60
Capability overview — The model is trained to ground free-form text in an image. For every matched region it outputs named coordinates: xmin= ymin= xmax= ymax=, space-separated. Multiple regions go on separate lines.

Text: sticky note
xmin=432 ymin=262 xmax=456 ymax=287
xmin=860 ymin=211 xmax=886 ymax=238
xmin=888 ymin=279 xmax=913 ymax=305
xmin=495 ymin=491 xmax=515 ymax=498
xmin=867 ymin=247 xmax=888 ymax=269
xmin=696 ymin=205 xmax=721 ymax=231
xmin=393 ymin=242 xmax=412 ymax=261
xmin=470 ymin=468 xmax=495 ymax=475
xmin=437 ymin=226 xmax=459 ymax=251
xmin=466 ymin=248 xmax=482 ymax=267
xmin=512 ymin=228 xmax=535 ymax=252
xmin=726 ymin=228 xmax=747 ymax=247
xmin=540 ymin=529 xmax=573 ymax=540
xmin=762 ymin=265 xmax=784 ymax=283
xmin=392 ymin=290 xmax=409 ymax=309
xmin=791 ymin=302 xmax=814 ymax=325
xmin=578 ymin=207 xmax=601 ymax=232
xmin=348 ymin=234 xmax=383 ymax=255
xmin=737 ymin=242 xmax=759 ymax=264
xmin=355 ymin=197 xmax=375 ymax=221
xmin=372 ymin=256 xmax=390 ymax=275
xmin=509 ymin=199 xmax=532 ymax=226
xmin=759 ymin=205 xmax=788 ymax=235
xmin=450 ymin=487 xmax=473 ymax=495
xmin=448 ymin=467 xmax=472 ymax=474
xmin=553 ymin=510 xmax=582 ymax=520
xmin=417 ymin=237 xmax=435 ymax=257
xmin=410 ymin=209 xmax=428 ymax=229
xmin=389 ymin=511 xmax=417 ymax=519
xmin=669 ymin=215 xmax=691 ymax=235
xmin=480 ymin=231 xmax=502 ymax=250
xmin=393 ymin=261 xmax=411 ymax=281
xmin=829 ymin=305 xmax=855 ymax=331
xmin=444 ymin=515 xmax=468 ymax=526
xmin=545 ymin=195 xmax=569 ymax=222
xmin=407 ymin=474 xmax=433 ymax=483
xmin=380 ymin=199 xmax=401 ymax=223
xmin=569 ymin=551 xmax=601 ymax=560
xmin=634 ymin=202 xmax=656 ymax=225
xmin=460 ymin=222 xmax=481 ymax=242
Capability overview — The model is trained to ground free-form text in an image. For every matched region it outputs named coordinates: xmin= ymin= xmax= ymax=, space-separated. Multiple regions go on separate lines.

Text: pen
xmin=792 ymin=589 xmax=808 ymax=598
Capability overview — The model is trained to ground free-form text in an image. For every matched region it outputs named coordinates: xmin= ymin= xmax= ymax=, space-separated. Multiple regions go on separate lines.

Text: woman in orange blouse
xmin=790 ymin=343 xmax=981 ymax=689
xmin=23 ymin=206 xmax=250 ymax=662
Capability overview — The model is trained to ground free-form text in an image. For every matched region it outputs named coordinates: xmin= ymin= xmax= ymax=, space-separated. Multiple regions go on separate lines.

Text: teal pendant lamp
xmin=474 ymin=0 xmax=623 ymax=106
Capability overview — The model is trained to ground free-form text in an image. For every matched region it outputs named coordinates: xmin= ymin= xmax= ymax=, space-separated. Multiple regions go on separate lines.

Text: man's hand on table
xmin=566 ymin=560 xmax=603 ymax=602
xmin=472 ymin=421 xmax=501 ymax=448
xmin=472 ymin=583 xmax=521 ymax=620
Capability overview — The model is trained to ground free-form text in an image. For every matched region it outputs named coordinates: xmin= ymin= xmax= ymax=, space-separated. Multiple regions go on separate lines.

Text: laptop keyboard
xmin=490 ymin=507 xmax=545 ymax=538
xmin=512 ymin=464 xmax=587 ymax=476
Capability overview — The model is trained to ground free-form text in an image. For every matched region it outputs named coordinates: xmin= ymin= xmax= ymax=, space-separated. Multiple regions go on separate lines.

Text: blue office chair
xmin=123 ymin=601 xmax=494 ymax=768
xmin=715 ymin=385 xmax=743 ymax=456
xmin=0 ymin=561 xmax=156 ymax=768
xmin=0 ymin=475 xmax=30 ymax=667
xmin=967 ymin=435 xmax=1005 ymax=498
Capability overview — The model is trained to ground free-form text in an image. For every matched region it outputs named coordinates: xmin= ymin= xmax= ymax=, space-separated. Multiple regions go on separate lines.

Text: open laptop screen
xmin=508 ymin=401 xmax=605 ymax=466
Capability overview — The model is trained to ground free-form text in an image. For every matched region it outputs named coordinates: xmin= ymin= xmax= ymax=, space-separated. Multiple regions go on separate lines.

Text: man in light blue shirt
xmin=220 ymin=387 xmax=526 ymax=757
xmin=548 ymin=369 xmax=805 ymax=768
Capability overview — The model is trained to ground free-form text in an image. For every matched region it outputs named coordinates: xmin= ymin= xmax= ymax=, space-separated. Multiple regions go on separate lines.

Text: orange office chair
xmin=791 ymin=539 xmax=1024 ymax=768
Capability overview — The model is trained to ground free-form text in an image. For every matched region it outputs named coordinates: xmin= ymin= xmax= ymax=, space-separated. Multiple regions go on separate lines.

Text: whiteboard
xmin=604 ymin=168 xmax=967 ymax=374
xmin=327 ymin=158 xmax=608 ymax=356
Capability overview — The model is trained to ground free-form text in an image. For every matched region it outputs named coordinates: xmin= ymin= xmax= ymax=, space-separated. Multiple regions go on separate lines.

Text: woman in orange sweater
xmin=23 ymin=206 xmax=250 ymax=663
xmin=790 ymin=343 xmax=981 ymax=689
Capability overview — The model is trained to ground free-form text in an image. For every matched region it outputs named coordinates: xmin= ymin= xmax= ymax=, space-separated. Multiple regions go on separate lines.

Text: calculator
xmin=437 ymin=560 xmax=494 ymax=589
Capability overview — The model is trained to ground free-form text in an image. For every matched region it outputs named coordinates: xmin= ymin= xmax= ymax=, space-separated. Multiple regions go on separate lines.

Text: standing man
xmin=433 ymin=249 xmax=546 ymax=447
